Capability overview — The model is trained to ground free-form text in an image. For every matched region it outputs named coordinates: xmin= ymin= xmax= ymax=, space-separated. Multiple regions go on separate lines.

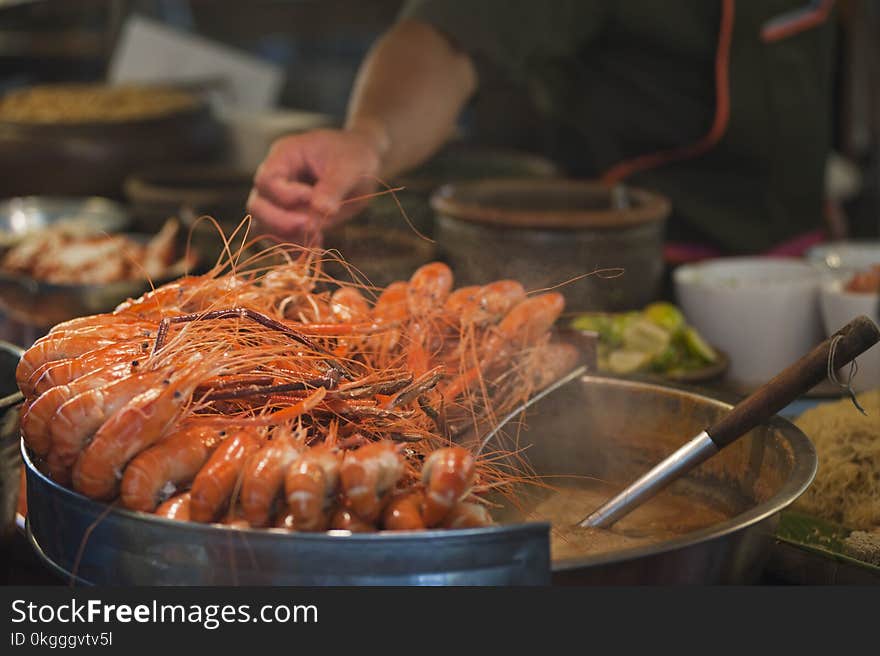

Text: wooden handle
xmin=707 ymin=315 xmax=880 ymax=449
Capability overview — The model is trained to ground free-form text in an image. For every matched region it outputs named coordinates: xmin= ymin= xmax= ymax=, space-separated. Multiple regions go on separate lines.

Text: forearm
xmin=345 ymin=18 xmax=478 ymax=179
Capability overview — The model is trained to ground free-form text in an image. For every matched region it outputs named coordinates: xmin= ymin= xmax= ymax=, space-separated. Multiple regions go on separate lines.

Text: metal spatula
xmin=579 ymin=314 xmax=880 ymax=529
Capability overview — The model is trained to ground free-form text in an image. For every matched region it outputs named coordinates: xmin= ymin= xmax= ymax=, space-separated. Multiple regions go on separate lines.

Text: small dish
xmin=674 ymin=257 xmax=824 ymax=388
xmin=819 ymin=278 xmax=880 ymax=393
xmin=806 ymin=240 xmax=880 ymax=280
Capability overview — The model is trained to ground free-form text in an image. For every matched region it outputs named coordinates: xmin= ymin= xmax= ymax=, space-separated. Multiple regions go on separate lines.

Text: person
xmin=247 ymin=0 xmax=837 ymax=257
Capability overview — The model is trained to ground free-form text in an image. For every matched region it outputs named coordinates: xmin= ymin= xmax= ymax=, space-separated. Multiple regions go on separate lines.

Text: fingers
xmin=246 ymin=189 xmax=321 ymax=245
xmin=254 ymin=174 xmax=314 ymax=208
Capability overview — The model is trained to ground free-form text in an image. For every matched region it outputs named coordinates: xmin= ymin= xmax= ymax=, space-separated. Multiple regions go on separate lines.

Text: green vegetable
xmin=607 ymin=350 xmax=652 ymax=374
xmin=643 ymin=302 xmax=685 ymax=335
xmin=621 ymin=318 xmax=671 ymax=356
xmin=682 ymin=326 xmax=718 ymax=363
xmin=570 ymin=304 xmax=716 ymax=377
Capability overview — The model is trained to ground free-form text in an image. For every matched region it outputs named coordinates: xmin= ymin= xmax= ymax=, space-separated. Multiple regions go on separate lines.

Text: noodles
xmin=794 ymin=389 xmax=880 ymax=530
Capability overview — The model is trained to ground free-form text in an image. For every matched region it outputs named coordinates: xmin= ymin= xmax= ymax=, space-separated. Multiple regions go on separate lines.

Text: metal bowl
xmin=0 ymin=339 xmax=24 ymax=542
xmin=0 ymin=196 xmax=131 ymax=247
xmin=23 ymin=375 xmax=815 ymax=585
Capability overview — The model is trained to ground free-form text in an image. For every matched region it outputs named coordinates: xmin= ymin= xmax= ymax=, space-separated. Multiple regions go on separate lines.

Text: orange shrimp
xmin=440 ymin=501 xmax=494 ymax=528
xmin=189 ymin=428 xmax=262 ymax=523
xmin=472 ymin=280 xmax=526 ymax=326
xmin=329 ymin=286 xmax=371 ymax=323
xmin=28 ymin=339 xmax=152 ymax=398
xmin=17 ymin=334 xmax=120 ymax=394
xmin=382 ymin=489 xmax=426 ymax=530
xmin=284 ymin=444 xmax=340 ymax=531
xmin=440 ymin=292 xmax=565 ymax=403
xmin=406 ymin=262 xmax=453 ymax=316
xmin=443 ymin=285 xmax=482 ymax=315
xmin=45 ymin=369 xmax=165 ymax=471
xmin=155 ymin=492 xmax=192 ymax=521
xmin=490 ymin=291 xmax=564 ymax=351
xmin=329 ymin=507 xmax=376 ymax=532
xmin=72 ymin=359 xmax=209 ymax=500
xmin=120 ymin=422 xmax=224 ymax=512
xmin=114 ymin=274 xmax=243 ymax=318
xmin=35 ymin=320 xmax=155 ymax=344
xmin=372 ymin=281 xmax=409 ymax=322
xmin=339 ymin=440 xmax=404 ymax=523
xmin=48 ymin=311 xmax=147 ymax=334
xmin=421 ymin=447 xmax=476 ymax=526
xmin=20 ymin=360 xmax=136 ymax=457
xmin=239 ymin=424 xmax=304 ymax=527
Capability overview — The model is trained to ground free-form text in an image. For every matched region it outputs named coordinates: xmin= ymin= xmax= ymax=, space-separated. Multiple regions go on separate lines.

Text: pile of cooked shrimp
xmin=17 ymin=238 xmax=576 ymax=532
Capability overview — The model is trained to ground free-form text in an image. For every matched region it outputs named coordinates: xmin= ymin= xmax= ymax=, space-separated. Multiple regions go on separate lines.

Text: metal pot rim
xmin=0 ymin=339 xmax=23 ymax=408
xmin=430 ymin=178 xmax=671 ymax=230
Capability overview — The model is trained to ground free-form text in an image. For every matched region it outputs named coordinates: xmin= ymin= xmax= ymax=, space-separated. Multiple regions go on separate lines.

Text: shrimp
xmin=20 ymin=360 xmax=136 ymax=457
xmin=284 ymin=444 xmax=340 ymax=531
xmin=329 ymin=507 xmax=376 ymax=532
xmin=372 ymin=281 xmax=408 ymax=322
xmin=155 ymin=492 xmax=192 ymax=521
xmin=48 ymin=311 xmax=147 ymax=334
xmin=239 ymin=424 xmax=304 ymax=527
xmin=440 ymin=501 xmax=494 ymax=528
xmin=120 ymin=422 xmax=224 ymax=512
xmin=35 ymin=320 xmax=155 ymax=344
xmin=46 ymin=369 xmax=165 ymax=471
xmin=28 ymin=339 xmax=152 ymax=398
xmin=189 ymin=428 xmax=262 ymax=523
xmin=421 ymin=447 xmax=476 ymax=526
xmin=440 ymin=292 xmax=565 ymax=404
xmin=114 ymin=274 xmax=243 ymax=318
xmin=17 ymin=334 xmax=119 ymax=393
xmin=330 ymin=286 xmax=371 ymax=323
xmin=382 ymin=489 xmax=426 ymax=530
xmin=406 ymin=262 xmax=453 ymax=316
xmin=339 ymin=440 xmax=404 ymax=523
xmin=72 ymin=358 xmax=210 ymax=500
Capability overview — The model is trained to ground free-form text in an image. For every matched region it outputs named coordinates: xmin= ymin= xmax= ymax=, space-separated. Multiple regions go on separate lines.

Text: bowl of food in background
xmin=569 ymin=302 xmax=728 ymax=383
xmin=818 ymin=265 xmax=880 ymax=393
xmin=806 ymin=240 xmax=880 ymax=281
xmin=0 ymin=215 xmax=196 ymax=331
xmin=767 ymin=388 xmax=880 ymax=582
xmin=0 ymin=83 xmax=225 ymax=199
xmin=0 ymin=196 xmax=131 ymax=246
xmin=432 ymin=179 xmax=669 ymax=312
xmin=673 ymin=257 xmax=824 ymax=390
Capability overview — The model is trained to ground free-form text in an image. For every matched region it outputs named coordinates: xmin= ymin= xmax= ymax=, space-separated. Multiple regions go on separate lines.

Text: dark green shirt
xmin=401 ymin=0 xmax=836 ymax=253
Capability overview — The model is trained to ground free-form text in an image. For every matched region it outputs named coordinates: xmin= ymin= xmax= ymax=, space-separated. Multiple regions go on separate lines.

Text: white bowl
xmin=806 ymin=240 xmax=880 ymax=280
xmin=819 ymin=279 xmax=880 ymax=393
xmin=674 ymin=257 xmax=823 ymax=387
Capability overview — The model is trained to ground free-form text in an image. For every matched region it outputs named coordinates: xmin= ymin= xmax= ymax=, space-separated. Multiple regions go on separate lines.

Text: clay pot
xmin=431 ymin=179 xmax=670 ymax=312
xmin=0 ymin=103 xmax=225 ymax=200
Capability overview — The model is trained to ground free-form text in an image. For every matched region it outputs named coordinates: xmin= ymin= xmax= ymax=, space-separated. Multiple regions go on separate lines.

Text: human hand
xmin=247 ymin=128 xmax=384 ymax=244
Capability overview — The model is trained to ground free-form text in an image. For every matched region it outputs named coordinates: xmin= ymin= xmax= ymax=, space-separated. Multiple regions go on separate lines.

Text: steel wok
xmin=23 ymin=374 xmax=816 ymax=585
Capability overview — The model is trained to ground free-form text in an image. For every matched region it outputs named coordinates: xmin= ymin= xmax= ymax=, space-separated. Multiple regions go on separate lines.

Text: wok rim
xmin=20 ymin=374 xmax=817 ymax=574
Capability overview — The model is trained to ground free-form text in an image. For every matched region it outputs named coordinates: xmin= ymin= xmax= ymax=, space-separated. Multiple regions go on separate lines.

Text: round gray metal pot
xmin=23 ymin=375 xmax=815 ymax=585
xmin=432 ymin=179 xmax=669 ymax=312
